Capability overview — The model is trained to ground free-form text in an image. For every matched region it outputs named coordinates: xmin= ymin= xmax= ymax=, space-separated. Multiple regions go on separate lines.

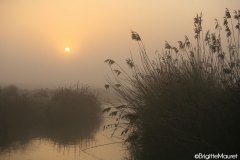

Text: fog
xmin=1 ymin=0 xmax=239 ymax=89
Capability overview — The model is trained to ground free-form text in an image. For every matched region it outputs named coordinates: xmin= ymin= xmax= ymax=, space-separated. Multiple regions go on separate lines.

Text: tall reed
xmin=104 ymin=9 xmax=240 ymax=160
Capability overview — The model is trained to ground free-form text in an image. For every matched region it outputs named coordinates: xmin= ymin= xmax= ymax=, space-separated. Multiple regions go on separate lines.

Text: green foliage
xmin=105 ymin=9 xmax=240 ymax=160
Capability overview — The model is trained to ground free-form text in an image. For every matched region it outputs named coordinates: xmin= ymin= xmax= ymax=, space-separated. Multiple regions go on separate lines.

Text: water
xmin=0 ymin=97 xmax=125 ymax=160
xmin=0 ymin=120 xmax=124 ymax=160
xmin=0 ymin=88 xmax=126 ymax=160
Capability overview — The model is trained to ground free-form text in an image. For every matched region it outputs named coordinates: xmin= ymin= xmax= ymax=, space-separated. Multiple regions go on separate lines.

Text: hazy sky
xmin=1 ymin=0 xmax=239 ymax=89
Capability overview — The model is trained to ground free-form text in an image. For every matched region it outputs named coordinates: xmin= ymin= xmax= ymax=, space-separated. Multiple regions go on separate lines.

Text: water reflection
xmin=0 ymin=121 xmax=124 ymax=160
xmin=0 ymin=86 xmax=124 ymax=160
xmin=0 ymin=86 xmax=102 ymax=157
xmin=0 ymin=122 xmax=99 ymax=151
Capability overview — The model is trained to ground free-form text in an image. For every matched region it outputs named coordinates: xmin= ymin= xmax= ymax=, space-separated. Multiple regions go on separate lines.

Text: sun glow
xmin=65 ymin=47 xmax=70 ymax=52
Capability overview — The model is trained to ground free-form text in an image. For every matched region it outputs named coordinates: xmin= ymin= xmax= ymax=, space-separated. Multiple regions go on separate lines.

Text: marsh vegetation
xmin=0 ymin=85 xmax=102 ymax=152
xmin=104 ymin=9 xmax=240 ymax=160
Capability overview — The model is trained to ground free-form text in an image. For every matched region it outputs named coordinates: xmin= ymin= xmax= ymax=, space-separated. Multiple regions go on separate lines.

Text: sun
xmin=64 ymin=47 xmax=70 ymax=52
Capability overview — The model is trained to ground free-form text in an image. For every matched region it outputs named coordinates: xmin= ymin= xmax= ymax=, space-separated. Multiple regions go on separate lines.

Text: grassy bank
xmin=104 ymin=9 xmax=240 ymax=160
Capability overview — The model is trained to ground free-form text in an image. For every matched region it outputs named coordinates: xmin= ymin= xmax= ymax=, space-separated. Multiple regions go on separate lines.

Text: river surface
xmin=0 ymin=107 xmax=125 ymax=160
xmin=0 ymin=121 xmax=125 ymax=160
xmin=0 ymin=130 xmax=124 ymax=160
